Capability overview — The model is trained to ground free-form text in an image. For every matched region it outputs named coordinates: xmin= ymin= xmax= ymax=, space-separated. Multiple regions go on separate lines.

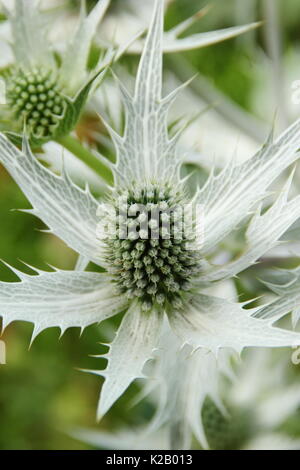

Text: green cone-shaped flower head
xmin=7 ymin=68 xmax=65 ymax=140
xmin=2 ymin=0 xmax=112 ymax=146
xmin=102 ymin=182 xmax=202 ymax=311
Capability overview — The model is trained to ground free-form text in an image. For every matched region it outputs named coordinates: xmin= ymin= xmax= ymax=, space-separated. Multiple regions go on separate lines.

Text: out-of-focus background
xmin=0 ymin=0 xmax=300 ymax=450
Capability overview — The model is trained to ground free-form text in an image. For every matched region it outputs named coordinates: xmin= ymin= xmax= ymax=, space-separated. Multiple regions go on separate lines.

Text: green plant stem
xmin=57 ymin=134 xmax=113 ymax=185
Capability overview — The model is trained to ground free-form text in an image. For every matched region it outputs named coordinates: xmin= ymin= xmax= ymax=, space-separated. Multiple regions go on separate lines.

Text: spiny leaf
xmin=0 ymin=266 xmax=125 ymax=343
xmin=0 ymin=133 xmax=106 ymax=265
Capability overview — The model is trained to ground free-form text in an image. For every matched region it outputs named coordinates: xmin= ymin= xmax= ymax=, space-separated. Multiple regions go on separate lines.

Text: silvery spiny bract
xmin=134 ymin=328 xmax=300 ymax=449
xmin=0 ymin=0 xmax=259 ymax=149
xmin=1 ymin=0 xmax=300 ymax=436
xmin=0 ymin=0 xmax=113 ymax=146
xmin=75 ymin=348 xmax=300 ymax=450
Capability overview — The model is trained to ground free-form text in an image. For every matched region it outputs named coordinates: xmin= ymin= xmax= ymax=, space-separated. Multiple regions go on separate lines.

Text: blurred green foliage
xmin=201 ymin=397 xmax=255 ymax=450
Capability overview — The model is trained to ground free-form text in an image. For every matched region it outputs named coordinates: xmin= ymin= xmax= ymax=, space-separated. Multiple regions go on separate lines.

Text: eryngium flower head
xmin=103 ymin=183 xmax=202 ymax=311
xmin=1 ymin=0 xmax=112 ymax=146
xmin=6 ymin=68 xmax=65 ymax=139
xmin=0 ymin=0 xmax=300 ymax=429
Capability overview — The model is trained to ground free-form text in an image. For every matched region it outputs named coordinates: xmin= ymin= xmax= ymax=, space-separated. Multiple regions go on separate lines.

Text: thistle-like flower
xmin=0 ymin=0 xmax=113 ymax=146
xmin=0 ymin=0 xmax=300 ymax=431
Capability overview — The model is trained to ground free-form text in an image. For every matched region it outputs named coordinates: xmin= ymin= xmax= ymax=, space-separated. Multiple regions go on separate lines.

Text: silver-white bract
xmin=2 ymin=0 xmax=111 ymax=91
xmin=73 ymin=349 xmax=300 ymax=450
xmin=98 ymin=0 xmax=260 ymax=55
xmin=0 ymin=0 xmax=300 ymax=437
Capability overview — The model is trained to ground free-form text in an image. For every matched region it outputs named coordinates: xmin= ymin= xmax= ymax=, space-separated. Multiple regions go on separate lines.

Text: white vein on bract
xmin=257 ymin=266 xmax=300 ymax=327
xmin=169 ymin=294 xmax=300 ymax=357
xmin=197 ymin=124 xmax=300 ymax=255
xmin=42 ymin=141 xmax=107 ymax=191
xmin=198 ymin=170 xmax=300 ymax=282
xmin=0 ymin=265 xmax=126 ymax=343
xmin=0 ymin=134 xmax=106 ymax=266
xmin=106 ymin=0 xmax=183 ymax=186
xmin=5 ymin=0 xmax=55 ymax=69
xmin=96 ymin=302 xmax=163 ymax=419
